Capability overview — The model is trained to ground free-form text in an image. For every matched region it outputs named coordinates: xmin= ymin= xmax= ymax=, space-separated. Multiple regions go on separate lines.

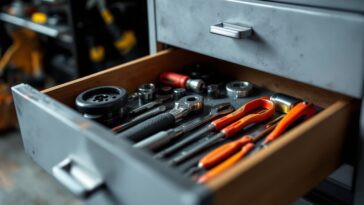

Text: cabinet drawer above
xmin=156 ymin=0 xmax=364 ymax=98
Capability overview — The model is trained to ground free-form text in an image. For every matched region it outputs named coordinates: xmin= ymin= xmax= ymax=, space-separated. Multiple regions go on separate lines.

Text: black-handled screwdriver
xmin=134 ymin=103 xmax=234 ymax=151
xmin=116 ymin=95 xmax=204 ymax=142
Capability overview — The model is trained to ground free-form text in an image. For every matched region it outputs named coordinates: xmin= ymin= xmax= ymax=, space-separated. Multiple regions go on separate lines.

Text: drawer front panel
xmin=12 ymin=84 xmax=209 ymax=205
xmin=156 ymin=0 xmax=364 ymax=98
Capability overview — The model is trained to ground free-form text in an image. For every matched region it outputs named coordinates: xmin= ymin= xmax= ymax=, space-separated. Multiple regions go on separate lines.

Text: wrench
xmin=117 ymin=95 xmax=204 ymax=142
xmin=134 ymin=103 xmax=235 ymax=151
xmin=155 ymin=97 xmax=271 ymax=159
xmin=170 ymin=97 xmax=275 ymax=165
xmin=128 ymin=94 xmax=172 ymax=117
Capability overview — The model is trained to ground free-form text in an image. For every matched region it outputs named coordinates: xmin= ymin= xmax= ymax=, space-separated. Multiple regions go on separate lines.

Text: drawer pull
xmin=210 ymin=22 xmax=252 ymax=39
xmin=52 ymin=158 xmax=104 ymax=199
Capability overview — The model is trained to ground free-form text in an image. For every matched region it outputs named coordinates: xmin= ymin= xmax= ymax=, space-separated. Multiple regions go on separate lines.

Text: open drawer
xmin=12 ymin=49 xmax=357 ymax=205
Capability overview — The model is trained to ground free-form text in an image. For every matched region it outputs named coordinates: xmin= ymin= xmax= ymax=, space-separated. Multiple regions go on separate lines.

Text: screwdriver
xmin=155 ymin=97 xmax=272 ymax=159
xmin=198 ymin=101 xmax=316 ymax=183
xmin=133 ymin=103 xmax=234 ymax=151
xmin=160 ymin=72 xmax=206 ymax=93
xmin=112 ymin=105 xmax=170 ymax=133
xmin=261 ymin=101 xmax=317 ymax=147
xmin=170 ymin=98 xmax=275 ymax=165
xmin=197 ymin=120 xmax=279 ymax=171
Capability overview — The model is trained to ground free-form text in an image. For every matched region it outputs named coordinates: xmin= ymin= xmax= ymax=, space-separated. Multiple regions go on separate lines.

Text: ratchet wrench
xmin=155 ymin=97 xmax=272 ymax=159
xmin=117 ymin=95 xmax=204 ymax=142
xmin=134 ymin=103 xmax=235 ymax=151
xmin=170 ymin=98 xmax=275 ymax=165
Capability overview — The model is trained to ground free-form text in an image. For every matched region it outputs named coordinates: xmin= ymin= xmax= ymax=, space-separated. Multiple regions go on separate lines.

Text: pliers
xmin=197 ymin=101 xmax=316 ymax=183
xmin=170 ymin=97 xmax=276 ymax=165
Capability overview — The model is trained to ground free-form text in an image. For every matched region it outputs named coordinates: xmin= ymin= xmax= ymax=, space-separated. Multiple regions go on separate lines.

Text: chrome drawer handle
xmin=52 ymin=158 xmax=104 ymax=199
xmin=210 ymin=22 xmax=252 ymax=39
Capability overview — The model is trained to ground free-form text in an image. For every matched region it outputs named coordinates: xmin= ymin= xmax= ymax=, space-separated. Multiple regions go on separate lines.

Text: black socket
xmin=207 ymin=84 xmax=221 ymax=99
xmin=75 ymin=86 xmax=128 ymax=127
xmin=173 ymin=88 xmax=187 ymax=100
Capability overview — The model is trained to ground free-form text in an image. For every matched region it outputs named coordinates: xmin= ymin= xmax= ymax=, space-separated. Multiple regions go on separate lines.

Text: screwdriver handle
xmin=133 ymin=130 xmax=175 ymax=150
xmin=199 ymin=136 xmax=253 ymax=169
xmin=211 ymin=97 xmax=270 ymax=130
xmin=262 ymin=102 xmax=316 ymax=145
xmin=154 ymin=124 xmax=215 ymax=159
xmin=118 ymin=112 xmax=175 ymax=142
xmin=221 ymin=107 xmax=275 ymax=138
xmin=198 ymin=143 xmax=255 ymax=183
xmin=160 ymin=72 xmax=189 ymax=88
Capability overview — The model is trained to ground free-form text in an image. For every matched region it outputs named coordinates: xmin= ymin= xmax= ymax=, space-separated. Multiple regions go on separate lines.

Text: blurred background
xmin=0 ymin=0 xmax=149 ymax=204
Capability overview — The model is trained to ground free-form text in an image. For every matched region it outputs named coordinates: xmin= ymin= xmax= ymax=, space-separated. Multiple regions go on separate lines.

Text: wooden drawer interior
xmin=42 ymin=48 xmax=357 ymax=205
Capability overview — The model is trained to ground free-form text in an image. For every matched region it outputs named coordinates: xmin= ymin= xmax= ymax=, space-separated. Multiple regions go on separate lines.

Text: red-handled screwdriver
xmin=160 ymin=72 xmax=206 ymax=93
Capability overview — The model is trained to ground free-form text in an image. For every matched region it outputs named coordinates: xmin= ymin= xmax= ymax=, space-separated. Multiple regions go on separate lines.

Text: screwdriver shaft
xmin=170 ymin=132 xmax=224 ymax=165
xmin=154 ymin=124 xmax=215 ymax=159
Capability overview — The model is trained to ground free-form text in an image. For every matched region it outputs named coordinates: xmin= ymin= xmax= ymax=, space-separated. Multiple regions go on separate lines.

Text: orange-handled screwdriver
xmin=156 ymin=97 xmax=271 ymax=159
xmin=261 ymin=101 xmax=316 ymax=146
xmin=170 ymin=99 xmax=275 ymax=165
xmin=198 ymin=143 xmax=255 ymax=183
xmin=198 ymin=122 xmax=278 ymax=170
xmin=198 ymin=102 xmax=316 ymax=183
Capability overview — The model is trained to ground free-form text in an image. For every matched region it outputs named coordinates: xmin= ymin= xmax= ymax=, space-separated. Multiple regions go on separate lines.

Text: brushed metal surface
xmin=12 ymin=84 xmax=211 ymax=205
xmin=156 ymin=0 xmax=364 ymax=98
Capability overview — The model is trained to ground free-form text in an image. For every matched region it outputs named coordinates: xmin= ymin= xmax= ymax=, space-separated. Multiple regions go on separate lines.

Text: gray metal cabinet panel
xmin=240 ymin=0 xmax=364 ymax=13
xmin=156 ymin=0 xmax=364 ymax=98
xmin=12 ymin=84 xmax=210 ymax=205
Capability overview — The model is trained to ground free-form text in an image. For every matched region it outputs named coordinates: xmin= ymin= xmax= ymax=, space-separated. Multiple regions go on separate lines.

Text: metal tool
xmin=158 ymin=85 xmax=173 ymax=95
xmin=117 ymin=95 xmax=204 ymax=142
xmin=160 ymin=72 xmax=206 ymax=93
xmin=128 ymin=94 xmax=172 ymax=117
xmin=192 ymin=117 xmax=282 ymax=183
xmin=226 ymin=81 xmax=253 ymax=99
xmin=138 ymin=83 xmax=157 ymax=104
xmin=197 ymin=101 xmax=316 ymax=183
xmin=261 ymin=101 xmax=316 ymax=147
xmin=196 ymin=116 xmax=282 ymax=172
xmin=134 ymin=103 xmax=234 ymax=151
xmin=270 ymin=93 xmax=301 ymax=113
xmin=155 ymin=97 xmax=271 ymax=159
xmin=75 ymin=86 xmax=128 ymax=128
xmin=197 ymin=121 xmax=279 ymax=183
xmin=112 ymin=105 xmax=170 ymax=133
xmin=170 ymin=98 xmax=275 ymax=165
xmin=128 ymin=92 xmax=139 ymax=102
xmin=207 ymin=84 xmax=220 ymax=99
xmin=173 ymin=88 xmax=187 ymax=100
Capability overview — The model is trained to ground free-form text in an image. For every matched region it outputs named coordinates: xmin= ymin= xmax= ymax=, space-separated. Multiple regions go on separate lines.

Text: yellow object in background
xmin=90 ymin=46 xmax=105 ymax=63
xmin=101 ymin=9 xmax=114 ymax=24
xmin=32 ymin=12 xmax=48 ymax=24
xmin=114 ymin=31 xmax=137 ymax=54
xmin=0 ymin=28 xmax=43 ymax=76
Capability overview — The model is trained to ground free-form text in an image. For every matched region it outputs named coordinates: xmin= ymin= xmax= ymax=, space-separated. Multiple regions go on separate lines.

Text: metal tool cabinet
xmin=12 ymin=0 xmax=364 ymax=205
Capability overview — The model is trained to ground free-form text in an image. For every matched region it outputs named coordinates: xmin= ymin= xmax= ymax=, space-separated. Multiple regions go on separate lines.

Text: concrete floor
xmin=0 ymin=131 xmax=83 ymax=205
